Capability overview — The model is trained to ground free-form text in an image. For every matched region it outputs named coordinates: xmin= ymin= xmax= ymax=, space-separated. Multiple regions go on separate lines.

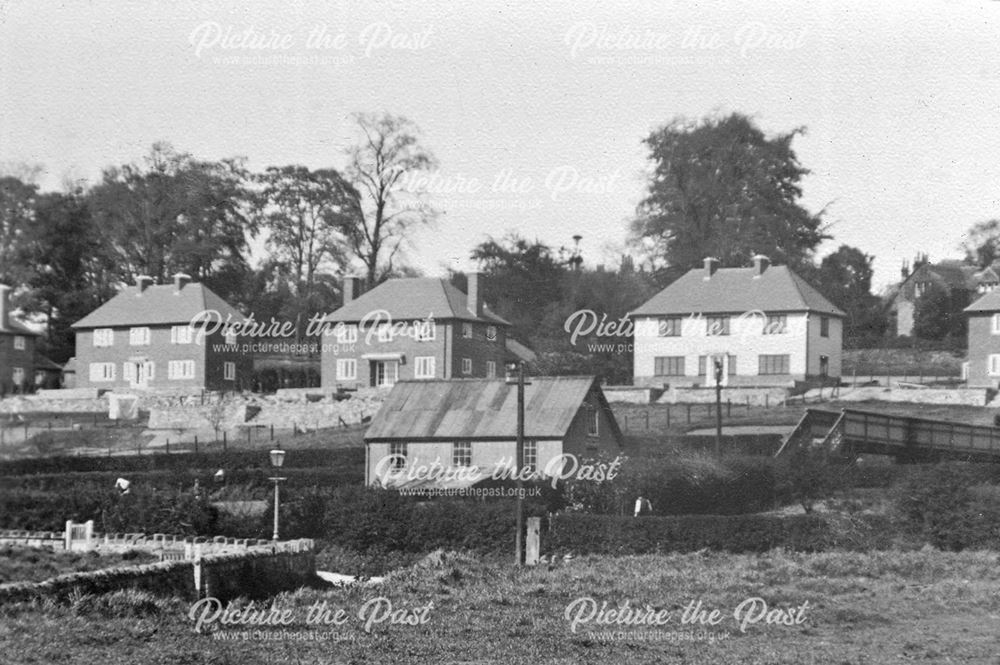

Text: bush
xmin=546 ymin=512 xmax=893 ymax=555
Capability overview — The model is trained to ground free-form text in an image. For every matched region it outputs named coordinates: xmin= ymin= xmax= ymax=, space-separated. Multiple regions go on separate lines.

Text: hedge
xmin=545 ymin=512 xmax=895 ymax=555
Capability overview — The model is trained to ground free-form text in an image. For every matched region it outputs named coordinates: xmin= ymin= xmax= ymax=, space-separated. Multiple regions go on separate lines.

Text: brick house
xmin=630 ymin=256 xmax=844 ymax=387
xmin=0 ymin=284 xmax=40 ymax=394
xmin=962 ymin=290 xmax=1000 ymax=388
xmin=320 ymin=274 xmax=510 ymax=390
xmin=71 ymin=274 xmax=252 ymax=392
xmin=363 ymin=375 xmax=624 ymax=488
xmin=887 ymin=259 xmax=998 ymax=337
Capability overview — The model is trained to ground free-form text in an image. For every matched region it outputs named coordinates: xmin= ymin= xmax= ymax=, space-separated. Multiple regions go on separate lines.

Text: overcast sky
xmin=2 ymin=0 xmax=998 ymax=290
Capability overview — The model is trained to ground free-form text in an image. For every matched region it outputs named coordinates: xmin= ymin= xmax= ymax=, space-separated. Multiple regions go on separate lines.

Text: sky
xmin=1 ymin=0 xmax=999 ymax=291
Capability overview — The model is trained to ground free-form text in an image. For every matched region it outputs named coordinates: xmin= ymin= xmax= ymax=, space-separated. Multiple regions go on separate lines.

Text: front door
xmin=370 ymin=360 xmax=399 ymax=388
xmin=819 ymin=355 xmax=829 ymax=378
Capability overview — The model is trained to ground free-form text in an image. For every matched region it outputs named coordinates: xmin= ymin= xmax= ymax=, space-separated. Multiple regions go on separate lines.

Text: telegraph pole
xmin=507 ymin=361 xmax=529 ymax=566
xmin=714 ymin=358 xmax=724 ymax=457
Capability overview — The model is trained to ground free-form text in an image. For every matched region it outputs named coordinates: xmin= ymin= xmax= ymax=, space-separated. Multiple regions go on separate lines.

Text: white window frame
xmin=486 ymin=325 xmax=497 ymax=341
xmin=462 ymin=322 xmax=473 ymax=339
xmin=461 ymin=357 xmax=472 ymax=375
xmin=657 ymin=317 xmax=682 ymax=337
xmin=486 ymin=360 xmax=496 ymax=378
xmin=171 ymin=325 xmax=193 ymax=345
xmin=992 ymin=314 xmax=1000 ymax=335
xmin=377 ymin=323 xmax=393 ymax=342
xmin=587 ymin=406 xmax=599 ymax=437
xmin=11 ymin=367 xmax=25 ymax=385
xmin=389 ymin=442 xmax=408 ymax=471
xmin=414 ymin=321 xmax=435 ymax=341
xmin=224 ymin=330 xmax=238 ymax=346
xmin=89 ymin=362 xmax=116 ymax=382
xmin=336 ymin=324 xmax=358 ymax=344
xmin=523 ymin=439 xmax=537 ymax=474
xmin=168 ymin=360 xmax=196 ymax=380
xmin=93 ymin=328 xmax=114 ymax=347
xmin=452 ymin=441 xmax=472 ymax=467
xmin=764 ymin=314 xmax=788 ymax=335
xmin=414 ymin=356 xmax=436 ymax=379
xmin=223 ymin=361 xmax=236 ymax=381
xmin=13 ymin=335 xmax=25 ymax=350
xmin=336 ymin=358 xmax=357 ymax=381
xmin=989 ymin=354 xmax=1000 ymax=377
xmin=129 ymin=326 xmax=150 ymax=346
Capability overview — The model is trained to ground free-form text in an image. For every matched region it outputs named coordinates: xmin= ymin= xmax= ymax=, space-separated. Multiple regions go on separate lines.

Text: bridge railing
xmin=840 ymin=409 xmax=1000 ymax=457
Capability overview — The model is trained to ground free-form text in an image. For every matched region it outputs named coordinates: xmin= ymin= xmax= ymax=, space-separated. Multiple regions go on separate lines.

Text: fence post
xmin=644 ymin=411 xmax=649 ymax=430
xmin=194 ymin=435 xmax=198 ymax=454
xmin=270 ymin=424 xmax=274 ymax=441
xmin=765 ymin=394 xmax=769 ymax=409
xmin=686 ymin=404 xmax=691 ymax=424
xmin=525 ymin=517 xmax=540 ymax=566
xmin=727 ymin=399 xmax=731 ymax=417
xmin=64 ymin=520 xmax=72 ymax=550
xmin=666 ymin=407 xmax=670 ymax=428
xmin=247 ymin=428 xmax=251 ymax=447
xmin=223 ymin=431 xmax=227 ymax=451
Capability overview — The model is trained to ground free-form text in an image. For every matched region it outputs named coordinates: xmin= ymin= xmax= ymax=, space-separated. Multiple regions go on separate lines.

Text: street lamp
xmin=505 ymin=361 xmax=530 ymax=566
xmin=269 ymin=448 xmax=286 ymax=541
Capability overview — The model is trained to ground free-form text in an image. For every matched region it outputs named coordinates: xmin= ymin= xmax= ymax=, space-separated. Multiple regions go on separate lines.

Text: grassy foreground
xmin=2 ymin=548 xmax=999 ymax=664
xmin=0 ymin=546 xmax=156 ymax=584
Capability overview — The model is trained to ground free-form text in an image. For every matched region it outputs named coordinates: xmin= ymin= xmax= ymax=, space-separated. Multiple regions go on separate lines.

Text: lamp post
xmin=714 ymin=358 xmax=724 ymax=458
xmin=269 ymin=448 xmax=286 ymax=541
xmin=505 ymin=361 xmax=530 ymax=566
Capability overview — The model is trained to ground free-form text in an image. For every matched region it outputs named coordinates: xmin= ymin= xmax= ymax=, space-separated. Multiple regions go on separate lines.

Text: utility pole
xmin=507 ymin=361 xmax=530 ymax=566
xmin=714 ymin=358 xmax=724 ymax=457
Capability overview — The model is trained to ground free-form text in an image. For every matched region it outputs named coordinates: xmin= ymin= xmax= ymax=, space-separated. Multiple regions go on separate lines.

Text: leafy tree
xmin=0 ymin=176 xmax=38 ymax=286
xmin=913 ymin=282 xmax=954 ymax=341
xmin=254 ymin=165 xmax=359 ymax=324
xmin=632 ymin=112 xmax=828 ymax=272
xmin=814 ymin=245 xmax=887 ymax=347
xmin=961 ymin=219 xmax=1000 ymax=268
xmin=342 ymin=113 xmax=438 ymax=285
xmin=87 ymin=142 xmax=255 ymax=302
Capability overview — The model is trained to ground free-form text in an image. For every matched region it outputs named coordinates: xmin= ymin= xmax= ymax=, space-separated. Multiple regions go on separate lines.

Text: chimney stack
xmin=136 ymin=276 xmax=154 ymax=293
xmin=467 ymin=272 xmax=483 ymax=317
xmin=752 ymin=255 xmax=770 ymax=277
xmin=343 ymin=276 xmax=360 ymax=304
xmin=702 ymin=257 xmax=719 ymax=280
xmin=172 ymin=273 xmax=191 ymax=293
xmin=0 ymin=284 xmax=10 ymax=330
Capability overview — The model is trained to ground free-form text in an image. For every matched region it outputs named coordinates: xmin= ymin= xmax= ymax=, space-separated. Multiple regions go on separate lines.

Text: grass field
xmin=0 ymin=546 xmax=156 ymax=584
xmin=1 ymin=548 xmax=998 ymax=664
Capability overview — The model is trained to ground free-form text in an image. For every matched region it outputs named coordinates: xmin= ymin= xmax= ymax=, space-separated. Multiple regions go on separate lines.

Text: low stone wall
xmin=658 ymin=386 xmax=789 ymax=407
xmin=147 ymin=403 xmax=249 ymax=430
xmin=837 ymin=386 xmax=989 ymax=407
xmin=0 ymin=530 xmax=64 ymax=550
xmin=34 ymin=388 xmax=103 ymax=400
xmin=0 ymin=537 xmax=317 ymax=603
xmin=603 ymin=386 xmax=663 ymax=404
xmin=0 ymin=395 xmax=107 ymax=414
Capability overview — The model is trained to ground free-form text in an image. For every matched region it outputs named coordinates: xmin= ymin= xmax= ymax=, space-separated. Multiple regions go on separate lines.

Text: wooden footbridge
xmin=776 ymin=407 xmax=1000 ymax=463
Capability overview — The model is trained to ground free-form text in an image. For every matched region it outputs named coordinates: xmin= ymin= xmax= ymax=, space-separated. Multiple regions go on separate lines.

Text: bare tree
xmin=343 ymin=112 xmax=438 ymax=285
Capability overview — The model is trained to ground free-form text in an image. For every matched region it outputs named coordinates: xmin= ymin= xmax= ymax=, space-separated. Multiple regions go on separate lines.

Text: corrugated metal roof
xmin=630 ymin=265 xmax=845 ymax=317
xmin=364 ymin=376 xmax=600 ymax=441
xmin=71 ymin=283 xmax=246 ymax=328
xmin=323 ymin=278 xmax=510 ymax=325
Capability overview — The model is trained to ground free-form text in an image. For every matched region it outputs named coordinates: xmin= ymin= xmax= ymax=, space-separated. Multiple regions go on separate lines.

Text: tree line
xmin=2 ymin=110 xmax=994 ymax=372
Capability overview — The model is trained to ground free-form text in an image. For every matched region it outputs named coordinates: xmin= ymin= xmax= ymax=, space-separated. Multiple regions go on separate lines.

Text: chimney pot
xmin=136 ymin=276 xmax=154 ymax=293
xmin=172 ymin=273 xmax=191 ymax=292
xmin=702 ymin=257 xmax=719 ymax=280
xmin=343 ymin=276 xmax=361 ymax=304
xmin=0 ymin=284 xmax=10 ymax=330
xmin=752 ymin=255 xmax=770 ymax=277
xmin=467 ymin=272 xmax=483 ymax=317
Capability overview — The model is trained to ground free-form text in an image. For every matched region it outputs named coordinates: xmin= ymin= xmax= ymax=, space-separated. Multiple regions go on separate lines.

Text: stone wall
xmin=837 ymin=386 xmax=990 ymax=407
xmin=658 ymin=386 xmax=789 ymax=407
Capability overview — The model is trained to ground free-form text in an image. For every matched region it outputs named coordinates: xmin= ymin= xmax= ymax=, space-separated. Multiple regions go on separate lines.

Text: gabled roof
xmin=364 ymin=375 xmax=622 ymax=443
xmin=324 ymin=278 xmax=510 ymax=325
xmin=965 ymin=289 xmax=1000 ymax=313
xmin=630 ymin=265 xmax=845 ymax=317
xmin=71 ymin=283 xmax=245 ymax=328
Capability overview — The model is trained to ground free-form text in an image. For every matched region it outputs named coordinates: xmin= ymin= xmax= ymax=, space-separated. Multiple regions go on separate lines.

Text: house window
xmin=523 ymin=439 xmax=537 ymax=474
xmin=336 ymin=358 xmax=357 ymax=381
xmin=453 ymin=441 xmax=472 ymax=467
xmin=989 ymin=355 xmax=1000 ymax=377
xmin=414 ymin=356 xmax=436 ymax=379
xmin=129 ymin=327 xmax=150 ymax=346
xmin=758 ymin=354 xmax=790 ymax=375
xmin=93 ymin=328 xmax=114 ymax=347
xmin=415 ymin=321 xmax=435 ymax=341
xmin=336 ymin=324 xmax=358 ymax=344
xmin=657 ymin=317 xmax=682 ymax=337
xmin=992 ymin=314 xmax=1000 ymax=335
xmin=224 ymin=330 xmax=237 ymax=346
xmin=377 ymin=323 xmax=393 ymax=342
xmin=167 ymin=360 xmax=196 ymax=380
xmin=171 ymin=325 xmax=193 ymax=344
xmin=698 ymin=355 xmax=707 ymax=376
xmin=486 ymin=325 xmax=498 ymax=341
xmin=706 ymin=316 xmax=730 ymax=336
xmin=389 ymin=442 xmax=408 ymax=470
xmin=12 ymin=367 xmax=24 ymax=386
xmin=587 ymin=406 xmax=599 ymax=437
xmin=462 ymin=357 xmax=472 ymax=374
xmin=13 ymin=335 xmax=25 ymax=350
xmin=223 ymin=361 xmax=236 ymax=381
xmin=462 ymin=322 xmax=473 ymax=338
xmin=654 ymin=356 xmax=685 ymax=376
xmin=764 ymin=314 xmax=787 ymax=335
xmin=486 ymin=360 xmax=497 ymax=378
xmin=728 ymin=354 xmax=737 ymax=376
xmin=820 ymin=316 xmax=830 ymax=338
xmin=89 ymin=362 xmax=116 ymax=382
xmin=371 ymin=360 xmax=398 ymax=387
